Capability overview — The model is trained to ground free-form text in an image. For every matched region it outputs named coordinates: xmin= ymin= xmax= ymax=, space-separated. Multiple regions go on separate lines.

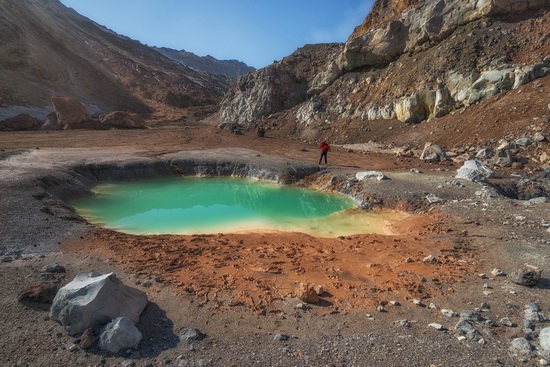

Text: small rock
xmin=79 ymin=328 xmax=98 ymax=349
xmin=313 ymin=284 xmax=325 ymax=296
xmin=491 ymin=268 xmax=505 ymax=276
xmin=273 ymin=333 xmax=290 ymax=341
xmin=179 ymin=328 xmax=205 ymax=342
xmin=412 ymin=299 xmax=424 ymax=307
xmin=295 ymin=282 xmax=319 ymax=304
xmin=460 ymin=310 xmax=484 ymax=322
xmin=423 ymin=255 xmax=440 ymax=264
xmin=377 ymin=306 xmax=387 ymax=313
xmin=42 ymin=263 xmax=66 ymax=273
xmin=499 ymin=317 xmax=515 ymax=327
xmin=429 ymin=323 xmax=446 ymax=331
xmin=404 ymin=257 xmax=414 ymax=263
xmin=454 ymin=320 xmax=482 ymax=341
xmin=510 ymin=264 xmax=542 ymax=287
xmin=480 ymin=302 xmax=491 ymax=311
xmin=98 ymin=317 xmax=142 ymax=353
xmin=441 ymin=309 xmax=457 ymax=317
xmin=389 ymin=301 xmax=401 ymax=306
xmin=397 ymin=319 xmax=412 ymax=327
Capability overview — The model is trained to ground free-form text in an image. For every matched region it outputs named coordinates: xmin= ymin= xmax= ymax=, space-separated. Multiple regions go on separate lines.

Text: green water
xmin=73 ymin=177 xmax=403 ymax=237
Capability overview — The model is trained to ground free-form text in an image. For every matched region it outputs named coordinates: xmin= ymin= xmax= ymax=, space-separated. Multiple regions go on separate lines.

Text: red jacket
xmin=320 ymin=142 xmax=330 ymax=153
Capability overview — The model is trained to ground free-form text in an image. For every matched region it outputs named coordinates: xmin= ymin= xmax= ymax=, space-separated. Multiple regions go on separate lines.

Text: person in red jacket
xmin=318 ymin=139 xmax=330 ymax=165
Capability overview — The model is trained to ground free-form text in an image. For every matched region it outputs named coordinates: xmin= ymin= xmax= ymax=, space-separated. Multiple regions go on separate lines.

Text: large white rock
xmin=50 ymin=272 xmax=148 ymax=335
xmin=541 ymin=327 xmax=550 ymax=351
xmin=98 ymin=317 xmax=142 ymax=353
xmin=455 ymin=160 xmax=493 ymax=182
xmin=356 ymin=171 xmax=387 ymax=181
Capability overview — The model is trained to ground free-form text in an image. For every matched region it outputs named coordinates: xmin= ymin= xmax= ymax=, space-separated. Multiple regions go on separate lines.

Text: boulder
xmin=98 ymin=317 xmax=142 ymax=353
xmin=356 ymin=171 xmax=387 ymax=181
xmin=0 ymin=113 xmax=42 ymax=131
xmin=510 ymin=264 xmax=542 ymax=287
xmin=295 ymin=282 xmax=319 ymax=304
xmin=455 ymin=160 xmax=493 ymax=182
xmin=50 ymin=272 xmax=148 ymax=335
xmin=420 ymin=142 xmax=447 ymax=163
xmin=99 ymin=111 xmax=146 ymax=129
xmin=475 ymin=148 xmax=494 ymax=160
xmin=50 ymin=96 xmax=89 ymax=126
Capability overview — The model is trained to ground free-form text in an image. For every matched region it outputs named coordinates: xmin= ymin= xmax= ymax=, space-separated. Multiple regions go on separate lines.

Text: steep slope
xmin=0 ymin=0 xmax=231 ymax=121
xmin=154 ymin=47 xmax=255 ymax=80
xmin=219 ymin=0 xmax=550 ymax=147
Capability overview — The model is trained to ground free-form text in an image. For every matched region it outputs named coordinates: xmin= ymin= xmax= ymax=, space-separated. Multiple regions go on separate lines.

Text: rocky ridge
xmin=153 ymin=47 xmax=255 ymax=80
xmin=219 ymin=0 xmax=550 ymax=143
xmin=0 ymin=0 xmax=231 ymax=121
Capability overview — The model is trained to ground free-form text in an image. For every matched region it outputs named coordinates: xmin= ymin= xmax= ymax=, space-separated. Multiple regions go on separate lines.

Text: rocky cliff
xmin=0 ymin=0 xmax=232 ymax=121
xmin=153 ymin=47 xmax=255 ymax=80
xmin=219 ymin=0 xmax=550 ymax=143
xmin=220 ymin=43 xmax=343 ymax=125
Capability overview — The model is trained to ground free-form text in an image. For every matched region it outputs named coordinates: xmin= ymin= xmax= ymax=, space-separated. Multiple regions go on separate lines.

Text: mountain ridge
xmin=0 ymin=0 xmax=235 ymax=121
xmin=153 ymin=47 xmax=255 ymax=80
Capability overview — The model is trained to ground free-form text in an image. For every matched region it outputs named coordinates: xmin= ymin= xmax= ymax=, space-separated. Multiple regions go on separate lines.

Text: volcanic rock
xmin=49 ymin=272 xmax=148 ymax=335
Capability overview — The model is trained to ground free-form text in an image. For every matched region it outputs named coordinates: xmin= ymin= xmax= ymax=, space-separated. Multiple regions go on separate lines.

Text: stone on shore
xmin=98 ymin=317 xmax=142 ymax=353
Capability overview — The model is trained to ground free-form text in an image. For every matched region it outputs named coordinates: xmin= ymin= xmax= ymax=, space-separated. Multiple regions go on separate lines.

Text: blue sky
xmin=59 ymin=0 xmax=373 ymax=68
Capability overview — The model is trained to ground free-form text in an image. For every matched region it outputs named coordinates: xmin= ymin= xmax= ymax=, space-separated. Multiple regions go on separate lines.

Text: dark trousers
xmin=319 ymin=151 xmax=328 ymax=164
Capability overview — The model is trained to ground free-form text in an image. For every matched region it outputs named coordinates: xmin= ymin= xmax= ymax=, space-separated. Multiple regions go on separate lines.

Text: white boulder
xmin=50 ymin=272 xmax=148 ymax=335
xmin=356 ymin=171 xmax=387 ymax=181
xmin=455 ymin=160 xmax=493 ymax=182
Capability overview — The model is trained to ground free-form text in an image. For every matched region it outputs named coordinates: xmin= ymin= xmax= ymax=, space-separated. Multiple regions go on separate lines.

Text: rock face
xmin=218 ymin=0 xmax=550 ymax=139
xmin=49 ymin=272 xmax=148 ymax=336
xmin=220 ymin=44 xmax=343 ymax=125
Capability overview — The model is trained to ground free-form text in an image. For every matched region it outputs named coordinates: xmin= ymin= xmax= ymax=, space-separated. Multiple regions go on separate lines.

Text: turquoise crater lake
xmin=73 ymin=177 xmax=403 ymax=237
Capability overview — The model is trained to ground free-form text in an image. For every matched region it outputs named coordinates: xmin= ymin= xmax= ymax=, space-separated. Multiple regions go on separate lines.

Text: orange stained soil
xmin=64 ymin=212 xmax=476 ymax=314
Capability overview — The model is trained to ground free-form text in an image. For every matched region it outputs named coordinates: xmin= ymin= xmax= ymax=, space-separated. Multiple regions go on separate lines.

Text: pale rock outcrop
xmin=297 ymin=95 xmax=325 ymax=125
xmin=50 ymin=272 xmax=148 ymax=335
xmin=468 ymin=68 xmax=515 ymax=105
xmin=394 ymin=90 xmax=436 ymax=123
xmin=98 ymin=317 xmax=142 ymax=353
